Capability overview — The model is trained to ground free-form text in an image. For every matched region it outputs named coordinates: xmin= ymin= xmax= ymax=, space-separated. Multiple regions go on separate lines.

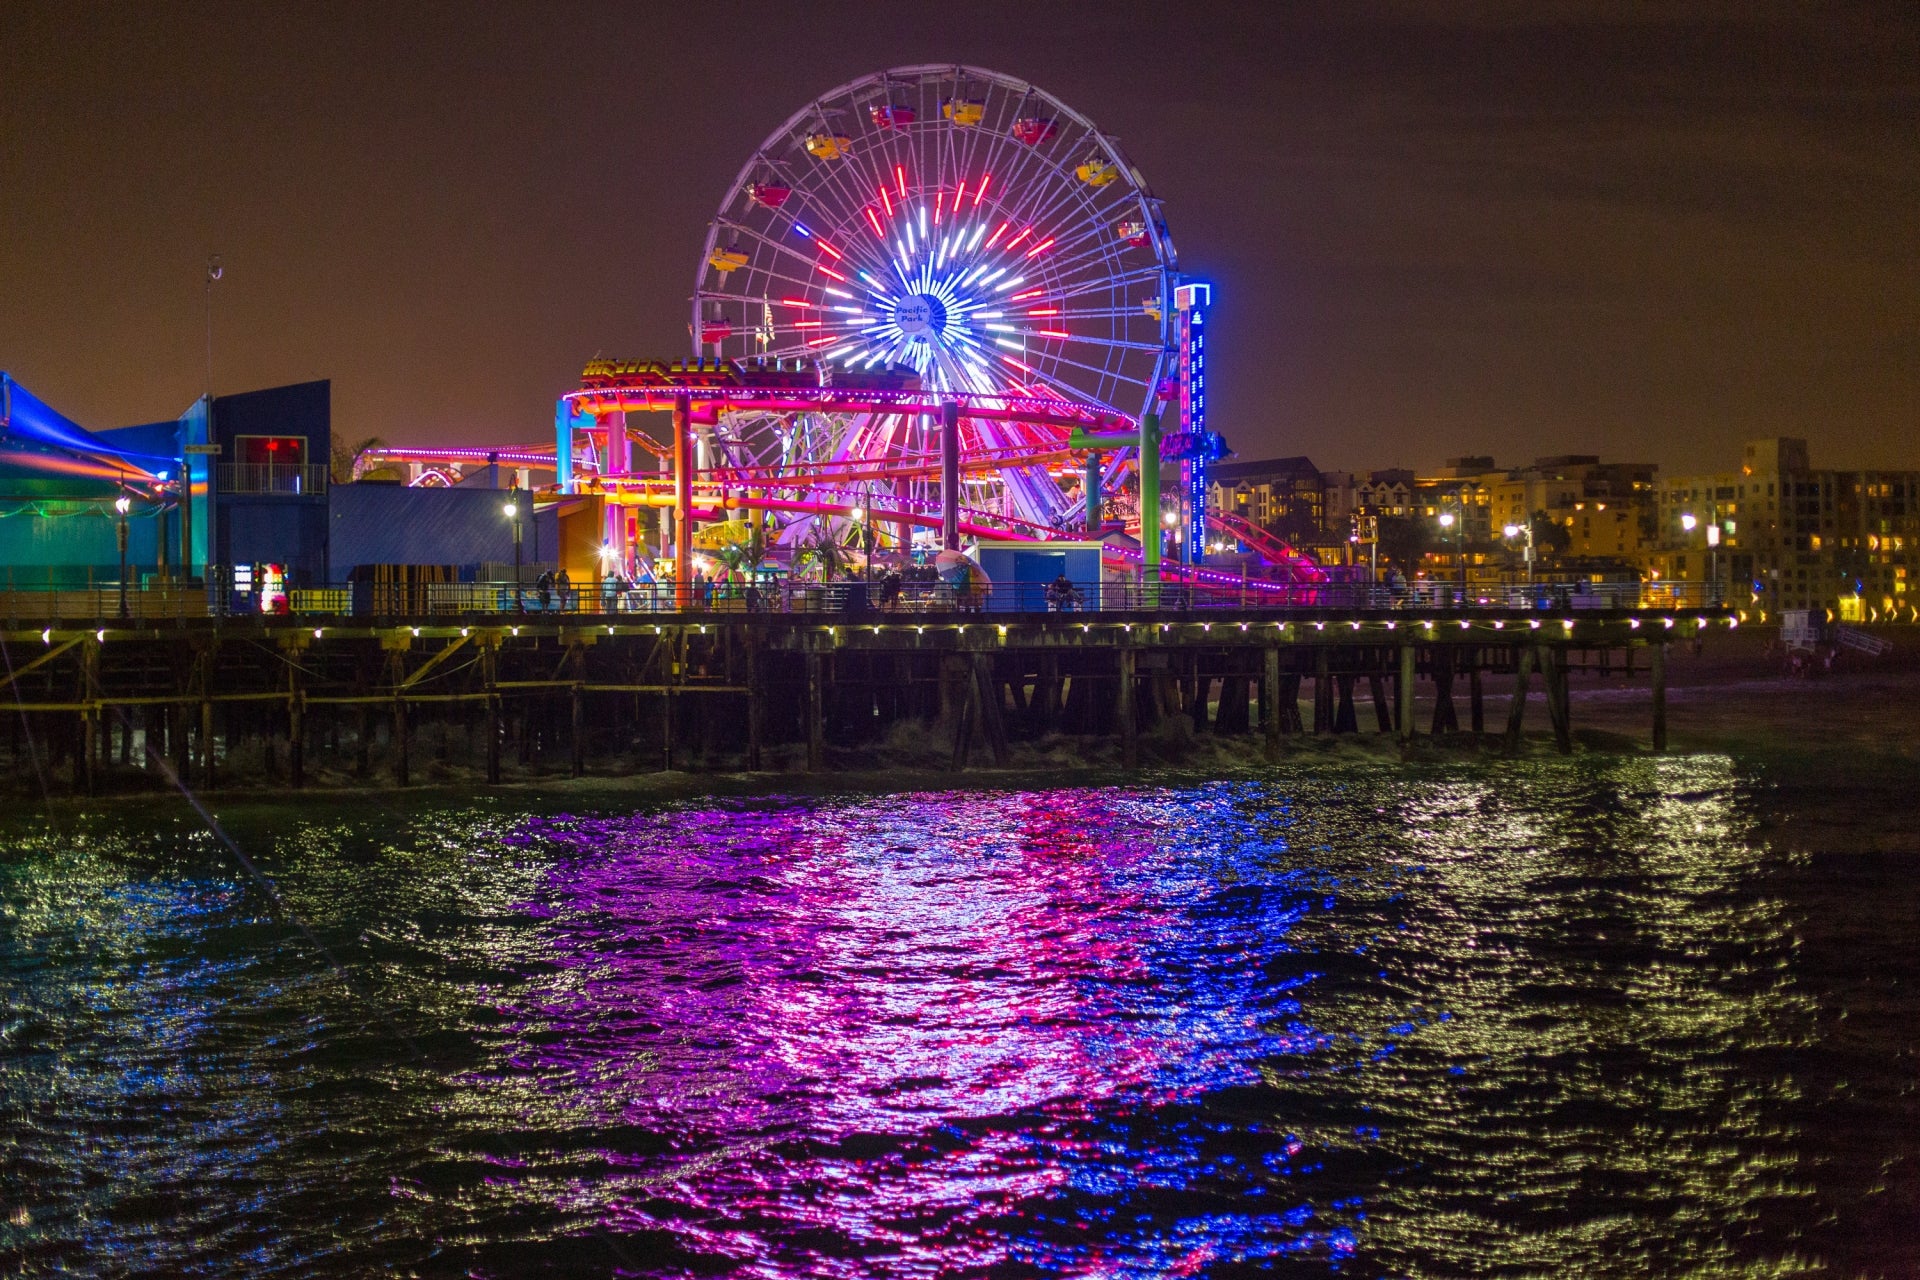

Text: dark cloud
xmin=2 ymin=1 xmax=1913 ymax=473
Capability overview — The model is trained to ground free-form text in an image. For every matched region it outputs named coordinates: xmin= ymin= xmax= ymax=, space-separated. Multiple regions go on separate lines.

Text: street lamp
xmin=504 ymin=497 xmax=524 ymax=612
xmin=1503 ymin=522 xmax=1535 ymax=584
xmin=114 ymin=491 xmax=132 ymax=618
xmin=1437 ymin=508 xmax=1464 ymax=603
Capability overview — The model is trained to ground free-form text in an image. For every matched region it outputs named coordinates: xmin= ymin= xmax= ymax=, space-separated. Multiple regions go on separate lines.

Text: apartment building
xmin=1652 ymin=438 xmax=1918 ymax=615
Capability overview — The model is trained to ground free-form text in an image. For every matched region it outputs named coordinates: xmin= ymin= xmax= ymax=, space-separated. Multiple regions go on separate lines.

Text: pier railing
xmin=0 ymin=575 xmax=1735 ymax=625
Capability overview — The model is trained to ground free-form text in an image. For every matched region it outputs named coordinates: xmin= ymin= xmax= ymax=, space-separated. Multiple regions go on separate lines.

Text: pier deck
xmin=0 ymin=606 xmax=1726 ymax=793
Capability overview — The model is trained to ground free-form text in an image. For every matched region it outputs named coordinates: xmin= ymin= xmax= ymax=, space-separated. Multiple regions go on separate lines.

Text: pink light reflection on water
xmin=494 ymin=787 xmax=1320 ymax=1274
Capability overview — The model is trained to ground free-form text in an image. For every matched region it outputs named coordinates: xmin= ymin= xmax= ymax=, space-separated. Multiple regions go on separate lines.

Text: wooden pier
xmin=0 ymin=608 xmax=1724 ymax=794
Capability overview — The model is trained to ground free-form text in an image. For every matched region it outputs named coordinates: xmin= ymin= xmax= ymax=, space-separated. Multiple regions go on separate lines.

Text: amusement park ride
xmin=359 ymin=66 xmax=1324 ymax=598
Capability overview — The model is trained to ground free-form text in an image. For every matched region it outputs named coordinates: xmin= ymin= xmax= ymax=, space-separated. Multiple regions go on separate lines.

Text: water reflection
xmin=1 ymin=759 xmax=1900 ymax=1277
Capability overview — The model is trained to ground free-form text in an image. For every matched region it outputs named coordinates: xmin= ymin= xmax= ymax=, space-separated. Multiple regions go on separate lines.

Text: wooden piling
xmin=1262 ymin=645 xmax=1281 ymax=756
xmin=1542 ymin=645 xmax=1572 ymax=754
xmin=1650 ymin=640 xmax=1667 ymax=753
xmin=1504 ymin=644 xmax=1533 ymax=752
xmin=288 ymin=664 xmax=304 ymax=789
xmin=1397 ymin=645 xmax=1415 ymax=742
xmin=1118 ymin=646 xmax=1138 ymax=769
xmin=1468 ymin=660 xmax=1485 ymax=736
xmin=1314 ymin=647 xmax=1333 ymax=735
xmin=805 ymin=651 xmax=824 ymax=771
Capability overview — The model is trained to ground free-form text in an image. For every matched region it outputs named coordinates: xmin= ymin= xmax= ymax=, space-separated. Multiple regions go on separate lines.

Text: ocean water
xmin=1 ymin=758 xmax=1915 ymax=1278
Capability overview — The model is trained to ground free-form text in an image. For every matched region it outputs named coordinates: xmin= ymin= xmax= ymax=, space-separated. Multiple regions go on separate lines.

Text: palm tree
xmin=329 ymin=435 xmax=386 ymax=484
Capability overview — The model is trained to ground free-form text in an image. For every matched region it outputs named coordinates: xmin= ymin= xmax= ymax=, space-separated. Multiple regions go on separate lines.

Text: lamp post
xmin=1437 ymin=508 xmax=1460 ymax=604
xmin=1503 ymin=521 xmax=1534 ymax=584
xmin=504 ymin=496 xmax=524 ymax=612
xmin=1680 ymin=511 xmax=1702 ymax=607
xmin=114 ymin=492 xmax=131 ymax=618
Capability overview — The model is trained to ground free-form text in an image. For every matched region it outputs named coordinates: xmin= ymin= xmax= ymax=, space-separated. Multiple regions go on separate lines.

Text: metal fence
xmin=0 ymin=574 xmax=1738 ymax=624
xmin=217 ymin=462 xmax=329 ymax=495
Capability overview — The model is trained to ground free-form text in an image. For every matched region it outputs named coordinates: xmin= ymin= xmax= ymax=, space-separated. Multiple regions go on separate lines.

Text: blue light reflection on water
xmin=2 ymin=758 xmax=1912 ymax=1277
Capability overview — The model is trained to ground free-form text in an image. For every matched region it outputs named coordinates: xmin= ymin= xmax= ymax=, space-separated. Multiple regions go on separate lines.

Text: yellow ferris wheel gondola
xmin=1075 ymin=155 xmax=1119 ymax=188
xmin=708 ymin=245 xmax=749 ymax=273
xmin=943 ymin=97 xmax=985 ymax=127
xmin=805 ymin=132 xmax=853 ymax=160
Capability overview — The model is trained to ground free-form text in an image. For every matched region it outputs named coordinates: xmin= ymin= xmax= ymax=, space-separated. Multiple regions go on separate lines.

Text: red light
xmin=817 ymin=263 xmax=847 ymax=282
xmin=879 ymin=186 xmax=892 ymax=217
xmin=865 ymin=207 xmax=885 ymax=238
xmin=1024 ymin=237 xmax=1055 ymax=258
xmin=975 ymin=173 xmax=991 ymax=206
xmin=1000 ymin=354 xmax=1034 ymax=373
xmin=1036 ymin=329 xmax=1069 ymax=338
xmin=1010 ymin=288 xmax=1045 ymax=301
xmin=1007 ymin=226 xmax=1034 ymax=250
xmin=952 ymin=178 xmax=966 ymax=207
xmin=933 ymin=190 xmax=943 ymax=226
xmin=895 ymin=165 xmax=907 ymax=199
xmin=985 ymin=221 xmax=1010 ymax=250
xmin=793 ymin=321 xmax=822 ymax=328
xmin=779 ymin=297 xmax=815 ymax=308
xmin=816 ymin=239 xmax=843 ymax=261
xmin=1026 ymin=307 xmax=1059 ymax=316
xmin=807 ymin=335 xmax=838 ymax=347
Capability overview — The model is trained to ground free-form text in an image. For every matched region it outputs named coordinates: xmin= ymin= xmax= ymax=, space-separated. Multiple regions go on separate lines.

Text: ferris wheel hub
xmin=893 ymin=293 xmax=947 ymax=340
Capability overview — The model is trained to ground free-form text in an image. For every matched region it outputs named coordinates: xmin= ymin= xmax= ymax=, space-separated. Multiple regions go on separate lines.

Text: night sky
xmin=5 ymin=2 xmax=1914 ymax=474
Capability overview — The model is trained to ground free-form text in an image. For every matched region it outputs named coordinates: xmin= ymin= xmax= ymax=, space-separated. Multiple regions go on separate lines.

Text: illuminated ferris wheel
xmin=693 ymin=66 xmax=1178 ymax=531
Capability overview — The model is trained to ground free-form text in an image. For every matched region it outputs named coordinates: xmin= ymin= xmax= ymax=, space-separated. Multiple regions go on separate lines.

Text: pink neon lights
xmin=806 ymin=335 xmax=838 ymax=347
xmin=1009 ymin=288 xmax=1045 ymax=302
xmin=985 ymin=222 xmax=1010 ymax=250
xmin=865 ymin=208 xmax=885 ymax=238
xmin=952 ymin=178 xmax=966 ymax=208
xmin=1024 ymin=237 xmax=1055 ymax=258
xmin=1000 ymin=354 xmax=1035 ymax=373
xmin=934 ymin=191 xmax=943 ymax=225
xmin=879 ymin=186 xmax=892 ymax=216
xmin=895 ymin=165 xmax=907 ymax=199
xmin=1026 ymin=307 xmax=1059 ymax=316
xmin=816 ymin=239 xmax=843 ymax=261
xmin=1007 ymin=226 xmax=1034 ymax=250
xmin=817 ymin=263 xmax=848 ymax=282
xmin=974 ymin=173 xmax=991 ymax=206
xmin=780 ymin=297 xmax=815 ymax=308
xmin=1036 ymin=329 xmax=1069 ymax=338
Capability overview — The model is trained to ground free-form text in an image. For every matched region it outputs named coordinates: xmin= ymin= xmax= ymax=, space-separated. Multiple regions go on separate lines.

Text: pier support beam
xmin=1314 ymin=648 xmax=1333 ymax=735
xmin=287 ymin=664 xmax=304 ymax=789
xmin=1262 ymin=646 xmax=1281 ymax=757
xmin=1542 ymin=645 xmax=1572 ymax=754
xmin=1650 ymin=641 xmax=1667 ymax=753
xmin=483 ymin=645 xmax=501 ymax=785
xmin=1505 ymin=645 xmax=1533 ymax=751
xmin=1118 ymin=647 xmax=1138 ymax=769
xmin=1469 ymin=659 xmax=1485 ymax=736
xmin=746 ymin=642 xmax=763 ymax=770
xmin=805 ymin=651 xmax=825 ymax=771
xmin=1397 ymin=645 xmax=1415 ymax=742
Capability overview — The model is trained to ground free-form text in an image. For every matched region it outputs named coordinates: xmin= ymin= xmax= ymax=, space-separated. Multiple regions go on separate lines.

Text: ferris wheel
xmin=694 ymin=66 xmax=1178 ymax=532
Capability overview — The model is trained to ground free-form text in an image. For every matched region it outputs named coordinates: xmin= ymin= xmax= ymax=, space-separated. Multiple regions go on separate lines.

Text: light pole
xmin=504 ymin=496 xmax=524 ymax=612
xmin=1437 ymin=508 xmax=1461 ymax=604
xmin=1680 ymin=511 xmax=1701 ymax=606
xmin=114 ymin=492 xmax=131 ymax=618
xmin=1503 ymin=521 xmax=1534 ymax=584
